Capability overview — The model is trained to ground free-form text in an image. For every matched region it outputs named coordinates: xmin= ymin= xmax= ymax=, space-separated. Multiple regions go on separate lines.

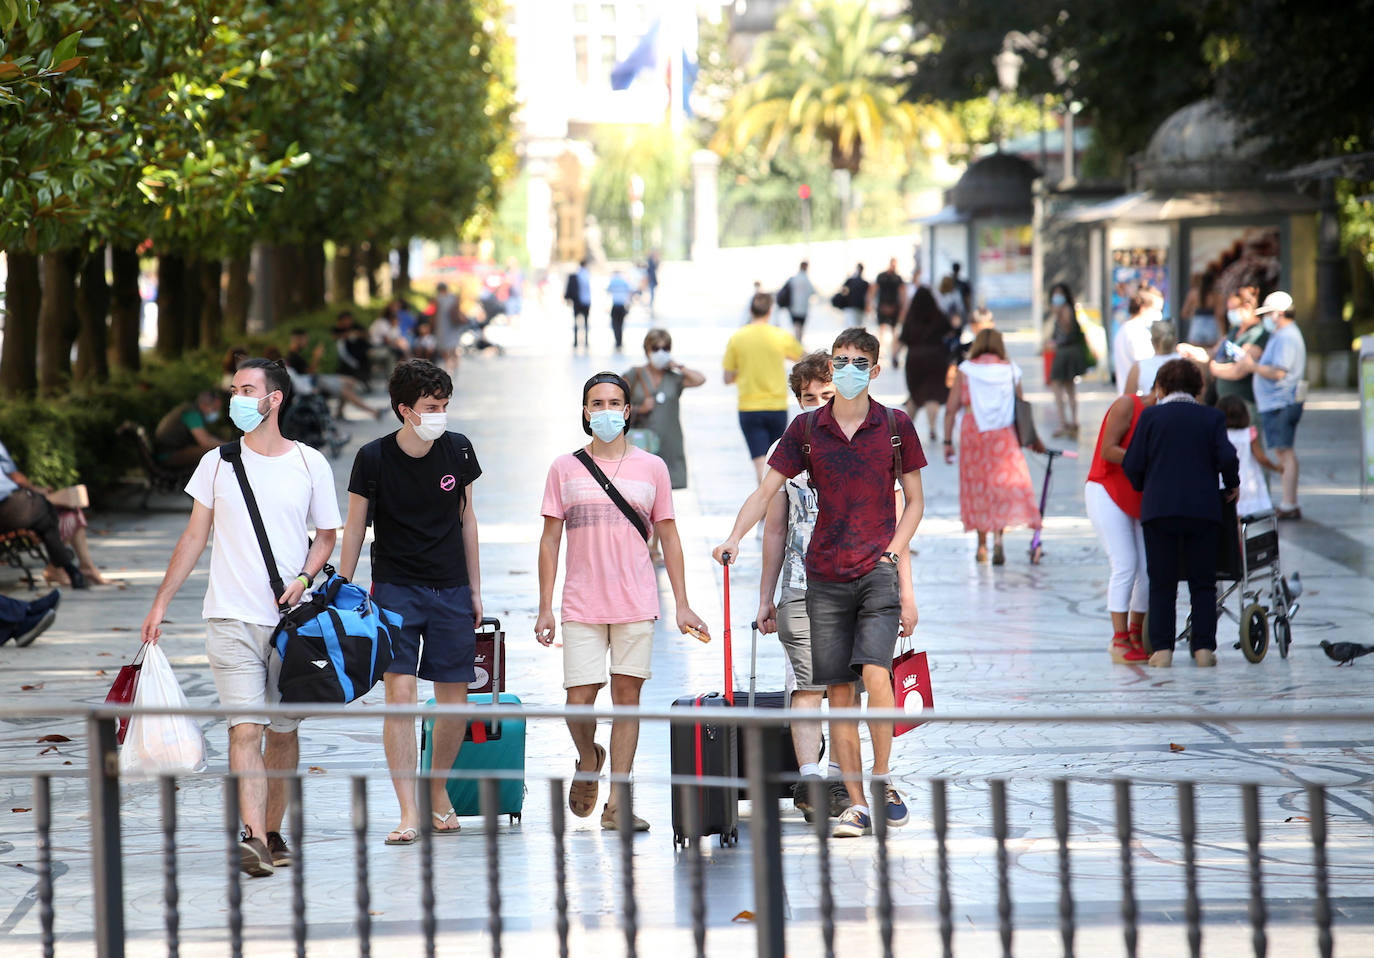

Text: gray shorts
xmin=805 ymin=562 xmax=900 ymax=686
xmin=777 ymin=593 xmax=827 ymax=692
xmin=205 ymin=618 xmax=299 ymax=733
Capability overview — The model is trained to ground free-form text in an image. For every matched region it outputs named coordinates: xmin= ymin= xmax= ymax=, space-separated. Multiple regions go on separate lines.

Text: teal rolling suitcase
xmin=419 ymin=618 xmax=525 ymax=823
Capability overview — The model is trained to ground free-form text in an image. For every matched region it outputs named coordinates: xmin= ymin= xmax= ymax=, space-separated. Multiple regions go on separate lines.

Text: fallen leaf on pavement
xmin=37 ymin=735 xmax=72 ymax=743
xmin=1169 ymin=743 xmax=1185 ymax=752
xmin=38 ymin=746 xmax=58 ymax=755
xmin=11 ymin=808 xmax=31 ymax=813
xmin=1285 ymin=816 xmax=1311 ymax=823
xmin=20 ymin=684 xmax=43 ymax=691
xmin=96 ymin=652 xmax=113 ymax=657
xmin=62 ymin=761 xmax=72 ymax=766
xmin=732 ymin=910 xmax=755 ymax=923
xmin=96 ymin=670 xmax=107 ymax=676
xmin=110 ymin=627 xmax=130 ymax=632
xmin=308 ymin=766 xmax=326 ymax=775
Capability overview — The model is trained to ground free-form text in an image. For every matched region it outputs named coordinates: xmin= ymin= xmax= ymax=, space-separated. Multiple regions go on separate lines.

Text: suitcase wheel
xmin=509 ymin=813 xmax=521 ymax=825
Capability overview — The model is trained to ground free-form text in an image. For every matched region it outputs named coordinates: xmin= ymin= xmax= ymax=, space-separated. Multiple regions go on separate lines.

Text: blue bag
xmin=273 ymin=572 xmax=399 ymax=704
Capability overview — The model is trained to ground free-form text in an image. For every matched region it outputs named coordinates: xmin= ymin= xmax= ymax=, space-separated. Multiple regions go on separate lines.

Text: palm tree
xmin=714 ymin=0 xmax=950 ymax=177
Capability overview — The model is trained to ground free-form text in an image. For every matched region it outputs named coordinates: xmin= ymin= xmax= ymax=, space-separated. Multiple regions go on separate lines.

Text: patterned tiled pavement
xmin=2 ymin=261 xmax=1373 ymax=956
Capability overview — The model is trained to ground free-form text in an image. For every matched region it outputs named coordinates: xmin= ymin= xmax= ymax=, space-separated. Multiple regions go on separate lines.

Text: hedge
xmin=0 ymin=302 xmax=389 ymax=500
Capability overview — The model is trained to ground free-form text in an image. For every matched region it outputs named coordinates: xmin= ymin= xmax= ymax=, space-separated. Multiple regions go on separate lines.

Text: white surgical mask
xmin=1227 ymin=308 xmax=1243 ymax=327
xmin=649 ymin=349 xmax=671 ymax=369
xmin=410 ymin=410 xmax=448 ymax=442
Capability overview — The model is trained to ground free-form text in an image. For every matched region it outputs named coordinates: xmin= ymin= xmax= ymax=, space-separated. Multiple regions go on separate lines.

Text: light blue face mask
xmin=588 ymin=409 xmax=627 ymax=443
xmin=1050 ymin=293 xmax=1067 ymax=307
xmin=229 ymin=395 xmax=266 ymax=433
xmin=1226 ymin=308 xmax=1243 ymax=327
xmin=1261 ymin=314 xmax=1277 ymax=334
xmin=205 ymin=410 xmax=221 ymax=424
xmin=832 ymin=362 xmax=871 ymax=400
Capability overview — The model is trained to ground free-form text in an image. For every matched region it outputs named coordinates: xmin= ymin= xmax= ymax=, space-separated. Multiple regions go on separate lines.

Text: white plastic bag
xmin=119 ymin=644 xmax=207 ymax=774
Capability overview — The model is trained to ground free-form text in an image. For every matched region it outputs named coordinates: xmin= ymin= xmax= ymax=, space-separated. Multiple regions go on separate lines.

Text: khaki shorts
xmin=205 ymin=618 xmax=300 ymax=733
xmin=561 ymin=620 xmax=655 ymax=689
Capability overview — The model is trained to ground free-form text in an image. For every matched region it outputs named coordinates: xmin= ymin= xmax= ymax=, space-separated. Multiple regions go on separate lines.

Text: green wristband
xmin=295 ymin=574 xmax=310 ymax=586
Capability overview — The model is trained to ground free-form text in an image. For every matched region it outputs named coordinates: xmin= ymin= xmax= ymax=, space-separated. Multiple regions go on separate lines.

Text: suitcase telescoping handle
xmin=472 ymin=616 xmax=502 ymax=744
xmin=722 ymin=554 xmax=734 ymax=706
xmin=748 ymin=620 xmax=758 ymax=709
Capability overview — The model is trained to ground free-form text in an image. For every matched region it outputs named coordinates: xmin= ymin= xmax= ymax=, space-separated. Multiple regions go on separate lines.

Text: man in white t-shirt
xmin=141 ymin=359 xmax=341 ymax=878
xmin=1112 ymin=289 xmax=1159 ymax=394
xmin=535 ymin=372 xmax=709 ymax=832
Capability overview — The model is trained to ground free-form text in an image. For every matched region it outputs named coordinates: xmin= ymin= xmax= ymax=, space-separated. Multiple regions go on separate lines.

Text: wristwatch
xmin=295 ymin=570 xmax=314 ymax=587
xmin=879 ymin=551 xmax=900 ymax=565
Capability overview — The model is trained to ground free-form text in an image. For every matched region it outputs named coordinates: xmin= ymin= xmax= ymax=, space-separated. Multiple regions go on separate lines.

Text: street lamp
xmin=991 ymin=48 xmax=1022 ymax=151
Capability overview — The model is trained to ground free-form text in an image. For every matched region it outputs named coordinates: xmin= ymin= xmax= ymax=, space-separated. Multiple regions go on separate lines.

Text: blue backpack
xmin=219 ymin=441 xmax=399 ymax=704
xmin=272 ymin=572 xmax=399 ymax=704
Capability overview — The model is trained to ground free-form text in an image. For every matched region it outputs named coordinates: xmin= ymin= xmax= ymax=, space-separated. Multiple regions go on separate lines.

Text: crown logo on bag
xmin=901 ymin=674 xmax=919 ymax=690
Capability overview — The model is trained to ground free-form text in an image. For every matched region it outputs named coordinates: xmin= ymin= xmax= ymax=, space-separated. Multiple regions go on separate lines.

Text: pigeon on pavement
xmin=1320 ymin=641 xmax=1374 ymax=665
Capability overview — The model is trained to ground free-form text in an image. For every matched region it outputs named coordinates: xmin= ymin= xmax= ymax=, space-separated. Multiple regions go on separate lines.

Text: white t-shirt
xmin=186 ymin=442 xmax=343 ymax=627
xmin=1113 ymin=316 xmax=1154 ymax=394
xmin=1227 ymin=426 xmax=1273 ymax=517
xmin=1133 ymin=354 xmax=1170 ymax=395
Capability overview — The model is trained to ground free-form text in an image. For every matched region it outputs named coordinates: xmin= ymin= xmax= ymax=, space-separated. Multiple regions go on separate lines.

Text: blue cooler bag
xmin=273 ymin=572 xmax=399 ymax=704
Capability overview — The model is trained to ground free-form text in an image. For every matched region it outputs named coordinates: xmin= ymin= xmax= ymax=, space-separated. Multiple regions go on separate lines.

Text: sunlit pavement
xmin=2 ymin=257 xmax=1373 ymax=956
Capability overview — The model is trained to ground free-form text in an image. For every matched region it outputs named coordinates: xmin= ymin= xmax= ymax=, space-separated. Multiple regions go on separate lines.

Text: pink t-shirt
xmin=541 ymin=446 xmax=675 ymax=624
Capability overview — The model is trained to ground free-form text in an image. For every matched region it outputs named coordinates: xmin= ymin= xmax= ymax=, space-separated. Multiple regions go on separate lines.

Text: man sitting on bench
xmin=0 ymin=440 xmax=87 ymax=589
xmin=154 ymin=391 xmax=224 ymax=468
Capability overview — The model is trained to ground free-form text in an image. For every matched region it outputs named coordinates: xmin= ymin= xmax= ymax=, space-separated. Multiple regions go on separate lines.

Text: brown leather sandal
xmin=568 ymin=743 xmax=606 ymax=818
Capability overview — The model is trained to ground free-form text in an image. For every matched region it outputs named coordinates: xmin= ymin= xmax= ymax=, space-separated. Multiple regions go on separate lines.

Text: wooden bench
xmin=0 ymin=528 xmax=46 ymax=589
xmin=118 ymin=421 xmax=196 ymax=509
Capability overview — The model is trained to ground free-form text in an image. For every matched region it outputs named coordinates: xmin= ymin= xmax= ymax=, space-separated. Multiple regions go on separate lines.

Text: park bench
xmin=0 ymin=528 xmax=46 ymax=589
xmin=118 ymin=421 xmax=195 ymax=509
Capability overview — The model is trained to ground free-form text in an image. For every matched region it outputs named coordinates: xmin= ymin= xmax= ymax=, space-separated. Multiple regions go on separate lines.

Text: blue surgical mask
xmin=205 ymin=410 xmax=221 ymax=424
xmin=1261 ymin=315 xmax=1277 ymax=334
xmin=1226 ymin=308 xmax=1243 ymax=327
xmin=588 ymin=410 xmax=626 ymax=443
xmin=229 ymin=395 xmax=267 ymax=433
xmin=832 ymin=363 xmax=871 ymax=400
xmin=1050 ymin=293 xmax=1067 ymax=307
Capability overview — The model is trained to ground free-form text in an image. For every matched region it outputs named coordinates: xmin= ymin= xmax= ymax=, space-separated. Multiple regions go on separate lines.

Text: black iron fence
xmin=2 ymin=704 xmax=1365 ymax=958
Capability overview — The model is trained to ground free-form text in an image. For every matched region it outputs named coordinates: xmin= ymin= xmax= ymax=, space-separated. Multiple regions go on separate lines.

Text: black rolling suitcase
xmin=670 ymin=561 xmax=740 ymax=847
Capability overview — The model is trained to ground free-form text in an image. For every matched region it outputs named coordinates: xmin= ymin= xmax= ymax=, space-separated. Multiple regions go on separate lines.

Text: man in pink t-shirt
xmin=537 ymin=372 xmax=709 ymax=832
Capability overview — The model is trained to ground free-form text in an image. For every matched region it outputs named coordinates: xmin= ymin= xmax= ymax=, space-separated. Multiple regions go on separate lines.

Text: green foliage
xmin=587 ymin=125 xmax=693 ymax=261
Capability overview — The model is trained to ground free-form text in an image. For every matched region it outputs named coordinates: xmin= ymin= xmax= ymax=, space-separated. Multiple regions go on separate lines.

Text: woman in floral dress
xmin=943 ymin=329 xmax=1042 ymax=564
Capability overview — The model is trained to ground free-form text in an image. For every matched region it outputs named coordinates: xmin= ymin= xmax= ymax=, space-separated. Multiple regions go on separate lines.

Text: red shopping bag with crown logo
xmin=892 ymin=644 xmax=933 ymax=737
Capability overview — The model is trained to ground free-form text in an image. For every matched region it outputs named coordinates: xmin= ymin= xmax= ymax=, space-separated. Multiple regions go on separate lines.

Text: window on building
xmin=600 ymin=35 xmax=618 ymax=81
xmin=574 ymin=36 xmax=589 ymax=86
xmin=573 ymin=3 xmax=588 ymax=23
xmin=601 ymin=3 xmax=616 ymax=24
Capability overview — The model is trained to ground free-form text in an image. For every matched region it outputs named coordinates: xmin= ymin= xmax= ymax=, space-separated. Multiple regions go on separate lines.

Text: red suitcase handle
xmin=722 ymin=555 xmax=734 ymax=706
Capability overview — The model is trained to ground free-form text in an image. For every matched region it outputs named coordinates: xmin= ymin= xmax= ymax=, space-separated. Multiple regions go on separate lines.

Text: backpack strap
xmin=886 ymin=407 xmax=903 ymax=485
xmin=573 ymin=448 xmax=650 ymax=542
xmin=219 ymin=441 xmax=288 ymax=608
xmin=800 ymin=409 xmax=816 ymax=491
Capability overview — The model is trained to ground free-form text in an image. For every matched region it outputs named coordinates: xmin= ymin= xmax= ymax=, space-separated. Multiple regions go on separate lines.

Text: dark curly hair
xmin=1153 ymin=358 xmax=1203 ymax=398
xmin=388 ymin=359 xmax=453 ymax=421
xmin=788 ymin=350 xmax=833 ymax=400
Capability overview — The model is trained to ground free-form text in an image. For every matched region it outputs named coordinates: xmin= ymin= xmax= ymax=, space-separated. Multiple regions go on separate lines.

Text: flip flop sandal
xmin=385 ymin=827 xmax=419 ymax=846
xmin=432 ymin=809 xmax=462 ymax=835
xmin=568 ymin=743 xmax=606 ymax=818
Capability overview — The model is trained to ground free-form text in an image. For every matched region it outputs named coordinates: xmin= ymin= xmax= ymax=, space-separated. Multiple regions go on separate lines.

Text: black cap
xmin=581 ymin=372 xmax=631 ymax=436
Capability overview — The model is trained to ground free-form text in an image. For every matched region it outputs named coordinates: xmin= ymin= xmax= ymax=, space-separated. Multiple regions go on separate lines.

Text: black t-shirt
xmin=875 ymin=271 xmax=903 ymax=306
xmin=285 ymin=350 xmax=309 ymax=376
xmin=347 ymin=432 xmax=482 ymax=587
xmin=847 ymin=276 xmax=870 ymax=308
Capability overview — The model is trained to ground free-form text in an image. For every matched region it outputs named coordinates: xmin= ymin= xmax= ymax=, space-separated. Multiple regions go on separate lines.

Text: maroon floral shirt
xmin=768 ymin=399 xmax=926 ymax=583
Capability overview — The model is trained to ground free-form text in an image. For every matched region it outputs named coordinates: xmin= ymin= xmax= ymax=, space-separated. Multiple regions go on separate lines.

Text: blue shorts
xmin=371 ymin=582 xmax=476 ymax=684
xmin=1260 ymin=402 xmax=1303 ymax=451
xmin=738 ymin=409 xmax=788 ymax=459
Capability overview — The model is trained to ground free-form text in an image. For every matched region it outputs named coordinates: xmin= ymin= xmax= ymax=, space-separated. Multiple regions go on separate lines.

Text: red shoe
xmin=1111 ymin=631 xmax=1147 ymax=664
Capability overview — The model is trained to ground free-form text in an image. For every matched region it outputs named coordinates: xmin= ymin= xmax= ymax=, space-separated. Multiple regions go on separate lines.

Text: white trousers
xmin=1084 ymin=480 xmax=1149 ymax=614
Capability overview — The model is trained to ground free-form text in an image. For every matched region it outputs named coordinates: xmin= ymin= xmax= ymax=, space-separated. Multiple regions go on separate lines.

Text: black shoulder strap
xmin=886 ymin=407 xmax=903 ymax=484
xmin=359 ymin=440 xmax=382 ymax=527
xmin=219 ymin=441 xmax=287 ymax=606
xmin=573 ymin=448 xmax=649 ymax=542
xmin=801 ymin=409 xmax=817 ymax=489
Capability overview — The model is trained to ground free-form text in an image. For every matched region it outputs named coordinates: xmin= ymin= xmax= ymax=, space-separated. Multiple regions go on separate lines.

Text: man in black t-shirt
xmin=339 ymin=359 xmax=483 ymax=844
xmin=873 ymin=258 xmax=907 ymax=362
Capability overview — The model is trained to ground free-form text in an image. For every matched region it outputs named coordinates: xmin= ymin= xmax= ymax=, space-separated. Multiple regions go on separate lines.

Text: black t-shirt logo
xmin=439 ymin=474 xmax=456 ymax=492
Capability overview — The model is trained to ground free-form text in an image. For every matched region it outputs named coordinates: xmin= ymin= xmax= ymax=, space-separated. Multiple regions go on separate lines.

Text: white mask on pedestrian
xmin=649 ymin=349 xmax=671 ymax=369
xmin=410 ymin=410 xmax=448 ymax=441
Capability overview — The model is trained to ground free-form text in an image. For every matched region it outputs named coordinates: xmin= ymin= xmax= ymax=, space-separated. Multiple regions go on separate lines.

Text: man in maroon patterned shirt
xmin=714 ymin=327 xmax=925 ymax=839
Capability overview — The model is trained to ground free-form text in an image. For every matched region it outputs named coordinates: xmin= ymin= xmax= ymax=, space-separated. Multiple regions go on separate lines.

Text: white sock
xmin=828 ymin=762 xmax=842 ymax=778
xmin=851 ymin=804 xmax=871 ymax=818
xmin=799 ymin=763 xmax=822 ymax=779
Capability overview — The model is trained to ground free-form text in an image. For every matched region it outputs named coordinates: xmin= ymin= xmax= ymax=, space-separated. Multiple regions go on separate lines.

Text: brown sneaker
xmin=266 ymin=831 xmax=291 ymax=868
xmin=238 ymin=830 xmax=275 ymax=878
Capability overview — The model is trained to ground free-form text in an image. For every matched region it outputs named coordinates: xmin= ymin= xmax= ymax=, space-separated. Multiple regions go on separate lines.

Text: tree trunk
xmin=73 ymin=243 xmax=111 ymax=383
xmin=0 ymin=250 xmax=40 ymax=395
xmin=304 ymin=241 xmax=327 ymax=311
xmin=109 ymin=245 xmax=141 ymax=372
xmin=331 ymin=244 xmax=356 ymax=305
xmin=224 ymin=254 xmax=250 ymax=336
xmin=37 ymin=249 xmax=78 ymax=394
xmin=198 ymin=258 xmax=224 ymax=349
xmin=182 ymin=257 xmax=203 ymax=351
xmin=157 ymin=253 xmax=187 ymax=358
xmin=364 ymin=241 xmax=382 ymax=300
xmin=394 ymin=244 xmax=410 ymax=297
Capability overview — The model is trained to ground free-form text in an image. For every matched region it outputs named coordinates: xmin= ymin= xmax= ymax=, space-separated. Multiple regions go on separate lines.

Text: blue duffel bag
xmin=273 ymin=571 xmax=400 ymax=704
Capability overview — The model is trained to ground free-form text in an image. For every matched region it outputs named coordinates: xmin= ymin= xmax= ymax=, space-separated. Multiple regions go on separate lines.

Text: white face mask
xmin=410 ymin=410 xmax=448 ymax=441
xmin=649 ymin=349 xmax=671 ymax=369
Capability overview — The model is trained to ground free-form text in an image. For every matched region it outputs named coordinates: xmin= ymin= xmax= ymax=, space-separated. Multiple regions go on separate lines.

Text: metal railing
xmin=3 ymin=704 xmax=1367 ymax=958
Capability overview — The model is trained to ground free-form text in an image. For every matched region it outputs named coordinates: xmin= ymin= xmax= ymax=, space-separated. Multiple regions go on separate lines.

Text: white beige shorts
xmin=205 ymin=618 xmax=300 ymax=733
xmin=561 ymin=620 xmax=655 ymax=689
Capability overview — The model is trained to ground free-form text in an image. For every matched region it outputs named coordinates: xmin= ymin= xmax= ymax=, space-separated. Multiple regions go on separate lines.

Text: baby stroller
xmin=281 ymin=393 xmax=350 ymax=460
xmin=1178 ymin=507 xmax=1301 ymax=662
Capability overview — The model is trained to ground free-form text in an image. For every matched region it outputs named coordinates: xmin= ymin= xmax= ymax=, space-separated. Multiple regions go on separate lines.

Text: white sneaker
xmin=1147 ymin=649 xmax=1173 ymax=668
